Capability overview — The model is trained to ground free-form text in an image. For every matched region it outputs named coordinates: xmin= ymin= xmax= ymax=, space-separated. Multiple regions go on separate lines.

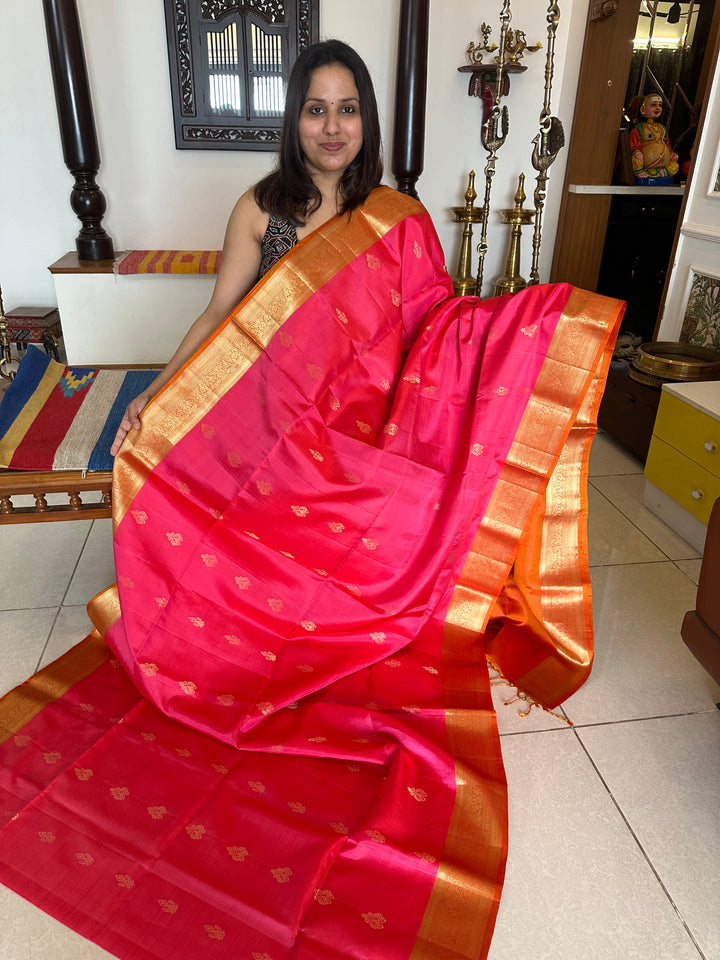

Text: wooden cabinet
xmin=596 ymin=193 xmax=683 ymax=344
xmin=644 ymin=381 xmax=720 ymax=547
xmin=597 ymin=361 xmax=661 ymax=462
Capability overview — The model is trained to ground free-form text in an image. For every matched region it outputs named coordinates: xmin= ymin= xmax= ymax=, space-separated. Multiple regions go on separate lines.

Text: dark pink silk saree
xmin=0 ymin=187 xmax=622 ymax=960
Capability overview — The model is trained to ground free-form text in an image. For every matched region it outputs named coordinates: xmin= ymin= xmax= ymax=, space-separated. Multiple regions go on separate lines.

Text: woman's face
xmin=298 ymin=64 xmax=364 ymax=182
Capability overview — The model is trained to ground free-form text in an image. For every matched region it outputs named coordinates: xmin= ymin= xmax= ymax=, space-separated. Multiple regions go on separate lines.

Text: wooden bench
xmin=0 ymin=468 xmax=112 ymax=523
xmin=0 ymin=333 xmax=156 ymax=523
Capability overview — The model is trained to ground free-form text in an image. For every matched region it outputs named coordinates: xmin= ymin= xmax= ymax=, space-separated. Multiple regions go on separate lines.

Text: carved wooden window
xmin=164 ymin=0 xmax=319 ymax=150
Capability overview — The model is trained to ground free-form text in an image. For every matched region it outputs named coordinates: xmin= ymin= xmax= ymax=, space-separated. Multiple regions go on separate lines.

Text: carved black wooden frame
xmin=163 ymin=0 xmax=319 ymax=151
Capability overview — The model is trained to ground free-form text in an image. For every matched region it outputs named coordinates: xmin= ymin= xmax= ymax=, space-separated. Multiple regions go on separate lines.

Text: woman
xmin=110 ymin=39 xmax=382 ymax=457
xmin=0 ymin=39 xmax=623 ymax=960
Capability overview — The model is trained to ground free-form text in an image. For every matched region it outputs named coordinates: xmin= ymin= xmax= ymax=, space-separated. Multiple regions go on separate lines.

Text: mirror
xmin=601 ymin=1 xmax=717 ymax=345
xmin=625 ymin=1 xmax=714 ymax=156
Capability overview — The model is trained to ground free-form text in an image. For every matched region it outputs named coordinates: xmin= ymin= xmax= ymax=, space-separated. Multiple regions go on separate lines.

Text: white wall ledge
xmin=679 ymin=222 xmax=720 ymax=243
xmin=568 ymin=184 xmax=685 ymax=195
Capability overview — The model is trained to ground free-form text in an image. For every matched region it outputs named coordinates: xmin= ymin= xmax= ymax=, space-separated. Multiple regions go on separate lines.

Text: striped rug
xmin=0 ymin=347 xmax=160 ymax=472
xmin=117 ymin=250 xmax=222 ymax=275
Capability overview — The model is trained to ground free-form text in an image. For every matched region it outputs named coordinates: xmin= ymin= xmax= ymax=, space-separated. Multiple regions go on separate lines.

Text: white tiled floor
xmin=1 ymin=432 xmax=719 ymax=960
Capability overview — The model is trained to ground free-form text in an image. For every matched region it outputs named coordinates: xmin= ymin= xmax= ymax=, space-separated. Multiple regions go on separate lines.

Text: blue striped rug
xmin=0 ymin=346 xmax=160 ymax=472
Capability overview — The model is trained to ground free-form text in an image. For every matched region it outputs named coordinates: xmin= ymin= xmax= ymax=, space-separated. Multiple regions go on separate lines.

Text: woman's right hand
xmin=110 ymin=391 xmax=152 ymax=456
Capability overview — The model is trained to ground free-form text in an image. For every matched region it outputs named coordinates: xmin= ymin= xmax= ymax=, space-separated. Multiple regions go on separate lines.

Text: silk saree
xmin=0 ymin=186 xmax=622 ymax=960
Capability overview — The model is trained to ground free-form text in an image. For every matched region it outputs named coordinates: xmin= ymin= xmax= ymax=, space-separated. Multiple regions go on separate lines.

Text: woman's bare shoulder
xmin=226 ymin=187 xmax=270 ymax=244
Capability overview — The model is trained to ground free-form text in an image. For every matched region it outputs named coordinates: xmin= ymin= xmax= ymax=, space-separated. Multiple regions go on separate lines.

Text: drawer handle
xmin=691 ymin=489 xmax=704 ymax=501
xmin=705 ymin=441 xmax=716 ymax=453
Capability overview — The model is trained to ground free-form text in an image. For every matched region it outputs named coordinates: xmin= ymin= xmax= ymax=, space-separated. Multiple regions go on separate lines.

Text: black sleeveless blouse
xmin=258 ymin=216 xmax=299 ymax=279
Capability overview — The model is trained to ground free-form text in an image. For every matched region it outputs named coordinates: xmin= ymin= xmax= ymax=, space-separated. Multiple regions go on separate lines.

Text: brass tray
xmin=631 ymin=341 xmax=720 ymax=383
xmin=627 ymin=365 xmax=665 ymax=388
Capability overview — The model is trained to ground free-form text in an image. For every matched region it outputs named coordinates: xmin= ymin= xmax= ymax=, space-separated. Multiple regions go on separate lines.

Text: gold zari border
xmin=411 ymin=287 xmax=622 ymax=960
xmin=0 ymin=630 xmax=111 ymax=745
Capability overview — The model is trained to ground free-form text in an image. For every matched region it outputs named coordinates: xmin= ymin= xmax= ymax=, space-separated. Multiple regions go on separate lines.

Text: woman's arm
xmin=110 ymin=190 xmax=268 ymax=456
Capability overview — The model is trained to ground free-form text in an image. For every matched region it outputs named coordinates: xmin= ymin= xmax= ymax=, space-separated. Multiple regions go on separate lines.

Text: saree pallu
xmin=0 ymin=187 xmax=622 ymax=960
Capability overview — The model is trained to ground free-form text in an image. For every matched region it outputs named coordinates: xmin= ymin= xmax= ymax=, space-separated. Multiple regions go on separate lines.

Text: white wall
xmin=657 ymin=36 xmax=720 ymax=342
xmin=0 ymin=0 xmax=588 ymax=357
xmin=423 ymin=0 xmax=589 ymax=291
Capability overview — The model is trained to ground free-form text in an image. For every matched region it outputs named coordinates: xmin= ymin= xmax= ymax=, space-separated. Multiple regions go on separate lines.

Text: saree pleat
xmin=0 ymin=187 xmax=622 ymax=960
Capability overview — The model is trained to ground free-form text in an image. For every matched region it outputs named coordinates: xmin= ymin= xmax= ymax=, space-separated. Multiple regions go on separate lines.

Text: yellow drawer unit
xmin=651 ymin=391 xmax=720 ymax=476
xmin=644 ymin=381 xmax=720 ymax=528
xmin=645 ymin=434 xmax=720 ymax=525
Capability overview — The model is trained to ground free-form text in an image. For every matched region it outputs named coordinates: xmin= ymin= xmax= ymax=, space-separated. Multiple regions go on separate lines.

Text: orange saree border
xmin=410 ymin=287 xmax=622 ymax=959
xmin=0 ymin=630 xmax=111 ymax=745
xmin=484 ymin=289 xmax=622 ymax=708
xmin=445 ymin=288 xmax=622 ymax=648
xmin=411 ymin=615 xmax=507 ymax=960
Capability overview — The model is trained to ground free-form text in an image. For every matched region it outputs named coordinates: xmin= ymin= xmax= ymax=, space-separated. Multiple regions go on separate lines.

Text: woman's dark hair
xmin=254 ymin=40 xmax=383 ymax=224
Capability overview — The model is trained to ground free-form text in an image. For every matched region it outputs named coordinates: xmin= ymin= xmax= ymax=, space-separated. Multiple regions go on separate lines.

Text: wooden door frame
xmin=549 ymin=1 xmax=640 ymax=291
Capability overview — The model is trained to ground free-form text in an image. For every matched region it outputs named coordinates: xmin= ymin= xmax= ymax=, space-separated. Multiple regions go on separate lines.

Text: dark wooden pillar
xmin=43 ymin=0 xmax=114 ymax=260
xmin=392 ymin=0 xmax=430 ymax=199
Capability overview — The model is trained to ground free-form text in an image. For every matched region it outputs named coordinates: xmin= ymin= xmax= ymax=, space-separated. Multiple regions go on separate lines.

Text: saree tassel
xmin=488 ymin=660 xmax=572 ymax=725
xmin=513 ymin=691 xmax=571 ymax=725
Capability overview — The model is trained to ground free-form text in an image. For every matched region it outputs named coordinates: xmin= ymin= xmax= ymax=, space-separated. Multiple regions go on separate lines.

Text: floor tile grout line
xmin=589 ymin=480 xmax=674 ymax=559
xmin=33 ymin=521 xmax=96 ymax=672
xmin=498 ymin=707 xmax=720 ymax=737
xmin=33 ymin=605 xmax=65 ymax=674
xmin=571 ymin=725 xmax=709 ymax=960
xmin=568 ymin=709 xmax=720 ymax=728
xmin=587 ymin=471 xmax=644 ymax=481
xmin=0 ymin=604 xmax=69 ymax=614
xmin=670 ymin=557 xmax=703 ymax=586
xmin=588 ymin=477 xmax=700 ymax=562
xmin=588 ymin=558 xmax=697 ymax=570
xmin=59 ymin=518 xmax=96 ymax=609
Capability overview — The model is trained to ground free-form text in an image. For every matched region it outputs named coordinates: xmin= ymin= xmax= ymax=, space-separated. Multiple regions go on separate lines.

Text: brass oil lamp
xmin=495 ymin=173 xmax=536 ymax=297
xmin=451 ymin=171 xmax=484 ymax=296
